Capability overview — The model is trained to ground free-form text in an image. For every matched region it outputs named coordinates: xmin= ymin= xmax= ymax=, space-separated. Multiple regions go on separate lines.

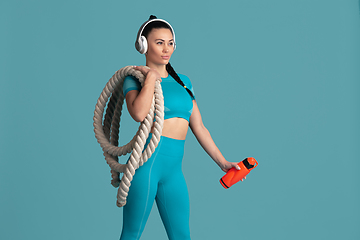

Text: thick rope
xmin=93 ymin=65 xmax=164 ymax=207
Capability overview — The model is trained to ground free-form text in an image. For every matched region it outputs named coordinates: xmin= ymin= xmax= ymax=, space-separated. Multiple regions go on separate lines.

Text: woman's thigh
xmin=120 ymin=149 xmax=161 ymax=239
xmin=156 ymin=170 xmax=191 ymax=240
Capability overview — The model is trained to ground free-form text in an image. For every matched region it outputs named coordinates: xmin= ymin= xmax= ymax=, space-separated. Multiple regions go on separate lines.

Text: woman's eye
xmin=156 ymin=42 xmax=163 ymax=45
xmin=169 ymin=42 xmax=174 ymax=46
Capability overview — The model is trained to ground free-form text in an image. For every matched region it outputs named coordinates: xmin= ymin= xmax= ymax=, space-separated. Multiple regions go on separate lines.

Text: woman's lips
xmin=162 ymin=56 xmax=170 ymax=60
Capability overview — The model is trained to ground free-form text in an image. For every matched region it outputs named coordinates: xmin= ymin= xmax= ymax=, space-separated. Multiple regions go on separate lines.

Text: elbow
xmin=128 ymin=105 xmax=147 ymax=122
xmin=131 ymin=112 xmax=147 ymax=123
xmin=127 ymin=101 xmax=150 ymax=122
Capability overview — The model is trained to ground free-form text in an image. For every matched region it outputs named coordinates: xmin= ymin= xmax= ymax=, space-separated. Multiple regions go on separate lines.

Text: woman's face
xmin=145 ymin=28 xmax=174 ymax=66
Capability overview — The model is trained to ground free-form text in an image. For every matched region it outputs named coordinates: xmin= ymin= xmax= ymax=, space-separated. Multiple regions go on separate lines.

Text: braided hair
xmin=142 ymin=15 xmax=195 ymax=100
xmin=166 ymin=63 xmax=195 ymax=100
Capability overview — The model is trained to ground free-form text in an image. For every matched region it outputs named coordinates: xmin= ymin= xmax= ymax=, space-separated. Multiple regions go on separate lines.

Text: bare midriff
xmin=151 ymin=117 xmax=189 ymax=140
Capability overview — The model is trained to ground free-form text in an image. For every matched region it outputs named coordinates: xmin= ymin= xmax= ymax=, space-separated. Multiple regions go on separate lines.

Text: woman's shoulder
xmin=123 ymin=75 xmax=141 ymax=95
xmin=177 ymin=73 xmax=192 ymax=84
xmin=176 ymin=73 xmax=194 ymax=93
xmin=176 ymin=73 xmax=188 ymax=78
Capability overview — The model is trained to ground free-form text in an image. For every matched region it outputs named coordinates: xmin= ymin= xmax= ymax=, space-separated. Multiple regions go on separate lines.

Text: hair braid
xmin=166 ymin=63 xmax=195 ymax=100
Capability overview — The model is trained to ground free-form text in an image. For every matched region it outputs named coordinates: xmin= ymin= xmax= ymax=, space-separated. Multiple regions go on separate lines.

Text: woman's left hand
xmin=220 ymin=161 xmax=246 ymax=181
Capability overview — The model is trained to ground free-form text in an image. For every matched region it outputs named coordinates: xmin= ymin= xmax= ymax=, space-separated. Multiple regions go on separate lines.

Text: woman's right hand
xmin=133 ymin=66 xmax=161 ymax=85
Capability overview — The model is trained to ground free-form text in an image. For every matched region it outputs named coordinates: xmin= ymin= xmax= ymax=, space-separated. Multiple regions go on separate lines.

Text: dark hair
xmin=142 ymin=15 xmax=195 ymax=100
xmin=142 ymin=15 xmax=172 ymax=39
xmin=166 ymin=63 xmax=195 ymax=100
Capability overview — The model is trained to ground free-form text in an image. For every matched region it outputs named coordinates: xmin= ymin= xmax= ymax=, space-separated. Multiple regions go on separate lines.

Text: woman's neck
xmin=145 ymin=62 xmax=168 ymax=78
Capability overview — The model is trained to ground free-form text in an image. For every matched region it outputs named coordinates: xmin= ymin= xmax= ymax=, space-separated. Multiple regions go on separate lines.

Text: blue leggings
xmin=120 ymin=135 xmax=191 ymax=240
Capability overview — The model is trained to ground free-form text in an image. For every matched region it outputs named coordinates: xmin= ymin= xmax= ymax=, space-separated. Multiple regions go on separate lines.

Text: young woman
xmin=120 ymin=15 xmax=244 ymax=240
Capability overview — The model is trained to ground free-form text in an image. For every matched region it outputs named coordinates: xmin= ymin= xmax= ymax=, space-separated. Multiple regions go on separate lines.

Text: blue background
xmin=1 ymin=0 xmax=359 ymax=239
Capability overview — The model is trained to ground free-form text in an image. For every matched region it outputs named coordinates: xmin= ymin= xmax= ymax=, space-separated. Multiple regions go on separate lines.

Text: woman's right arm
xmin=125 ymin=66 xmax=161 ymax=122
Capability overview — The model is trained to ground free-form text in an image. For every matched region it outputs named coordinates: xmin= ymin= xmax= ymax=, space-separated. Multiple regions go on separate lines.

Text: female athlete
xmin=120 ymin=15 xmax=244 ymax=240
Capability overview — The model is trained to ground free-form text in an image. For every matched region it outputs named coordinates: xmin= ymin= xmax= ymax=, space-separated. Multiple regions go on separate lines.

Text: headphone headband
xmin=135 ymin=18 xmax=176 ymax=54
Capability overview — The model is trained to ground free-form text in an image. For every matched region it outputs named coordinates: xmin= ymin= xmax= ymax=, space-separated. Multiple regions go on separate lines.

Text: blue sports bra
xmin=123 ymin=73 xmax=195 ymax=122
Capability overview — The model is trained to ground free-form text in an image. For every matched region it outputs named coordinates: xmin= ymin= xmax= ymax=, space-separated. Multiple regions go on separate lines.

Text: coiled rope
xmin=93 ymin=65 xmax=164 ymax=207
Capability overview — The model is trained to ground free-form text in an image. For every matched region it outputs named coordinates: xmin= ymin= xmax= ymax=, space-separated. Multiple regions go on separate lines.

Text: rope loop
xmin=93 ymin=66 xmax=164 ymax=207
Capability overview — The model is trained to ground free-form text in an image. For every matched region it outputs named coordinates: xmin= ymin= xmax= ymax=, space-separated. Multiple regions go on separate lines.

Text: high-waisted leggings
xmin=120 ymin=135 xmax=191 ymax=240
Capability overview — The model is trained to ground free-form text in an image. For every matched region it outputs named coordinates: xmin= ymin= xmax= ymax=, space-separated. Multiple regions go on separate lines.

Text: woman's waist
xmin=150 ymin=117 xmax=189 ymax=140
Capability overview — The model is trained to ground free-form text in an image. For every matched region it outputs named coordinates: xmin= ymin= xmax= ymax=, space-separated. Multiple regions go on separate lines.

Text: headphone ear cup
xmin=139 ymin=36 xmax=148 ymax=54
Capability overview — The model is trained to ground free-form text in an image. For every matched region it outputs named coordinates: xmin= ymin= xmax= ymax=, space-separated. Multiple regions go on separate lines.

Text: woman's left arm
xmin=189 ymin=100 xmax=243 ymax=175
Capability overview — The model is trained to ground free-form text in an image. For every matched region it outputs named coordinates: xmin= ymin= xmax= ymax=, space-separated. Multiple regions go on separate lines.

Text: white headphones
xmin=135 ymin=18 xmax=176 ymax=54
